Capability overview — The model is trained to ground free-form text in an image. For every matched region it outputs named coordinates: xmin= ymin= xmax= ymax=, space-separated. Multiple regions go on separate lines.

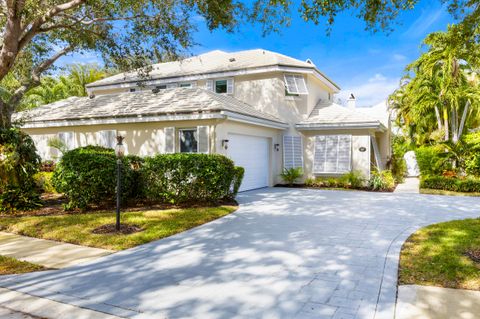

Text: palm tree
xmin=390 ymin=24 xmax=480 ymax=144
xmin=66 ymin=64 xmax=107 ymax=97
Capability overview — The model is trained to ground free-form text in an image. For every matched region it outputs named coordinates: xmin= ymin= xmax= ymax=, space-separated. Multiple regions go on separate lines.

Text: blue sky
xmin=62 ymin=1 xmax=456 ymax=106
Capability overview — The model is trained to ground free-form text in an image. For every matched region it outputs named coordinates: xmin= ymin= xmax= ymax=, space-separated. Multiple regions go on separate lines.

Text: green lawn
xmin=420 ymin=188 xmax=480 ymax=197
xmin=0 ymin=206 xmax=236 ymax=251
xmin=399 ymin=218 xmax=480 ymax=290
xmin=0 ymin=255 xmax=45 ymax=275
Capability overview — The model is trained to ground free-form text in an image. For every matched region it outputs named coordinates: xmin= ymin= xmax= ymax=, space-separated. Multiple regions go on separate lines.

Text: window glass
xmin=179 ymin=83 xmax=192 ymax=88
xmin=179 ymin=129 xmax=198 ymax=153
xmin=129 ymin=88 xmax=136 ymax=92
xmin=215 ymin=80 xmax=227 ymax=93
xmin=156 ymin=85 xmax=167 ymax=90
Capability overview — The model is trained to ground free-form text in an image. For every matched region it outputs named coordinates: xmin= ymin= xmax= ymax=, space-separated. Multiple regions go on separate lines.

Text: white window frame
xmin=178 ymin=128 xmax=198 ymax=153
xmin=284 ymin=74 xmax=308 ymax=95
xmin=313 ymin=135 xmax=352 ymax=174
xmin=213 ymin=78 xmax=234 ymax=94
xmin=179 ymin=82 xmax=195 ymax=88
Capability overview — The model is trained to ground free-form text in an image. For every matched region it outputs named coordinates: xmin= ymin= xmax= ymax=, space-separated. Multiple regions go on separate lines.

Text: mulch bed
xmin=92 ymin=223 xmax=143 ymax=235
xmin=465 ymin=249 xmax=480 ymax=264
xmin=0 ymin=194 xmax=238 ymax=218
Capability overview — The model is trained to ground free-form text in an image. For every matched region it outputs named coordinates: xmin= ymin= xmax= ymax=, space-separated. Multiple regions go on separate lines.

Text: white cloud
xmin=392 ymin=53 xmax=407 ymax=61
xmin=337 ymin=73 xmax=400 ymax=107
xmin=403 ymin=7 xmax=444 ymax=38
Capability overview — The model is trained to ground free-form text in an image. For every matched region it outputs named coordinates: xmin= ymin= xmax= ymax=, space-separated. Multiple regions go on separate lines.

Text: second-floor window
xmin=284 ymin=74 xmax=308 ymax=95
xmin=206 ymin=78 xmax=234 ymax=94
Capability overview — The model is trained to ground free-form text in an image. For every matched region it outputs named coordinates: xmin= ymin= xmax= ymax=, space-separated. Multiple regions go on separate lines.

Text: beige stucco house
xmin=16 ymin=49 xmax=391 ymax=191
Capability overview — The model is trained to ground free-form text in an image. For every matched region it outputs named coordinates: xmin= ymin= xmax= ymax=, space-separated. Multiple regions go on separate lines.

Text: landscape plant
xmin=280 ymin=167 xmax=303 ymax=186
xmin=141 ymin=153 xmax=243 ymax=204
xmin=52 ymin=146 xmax=136 ymax=210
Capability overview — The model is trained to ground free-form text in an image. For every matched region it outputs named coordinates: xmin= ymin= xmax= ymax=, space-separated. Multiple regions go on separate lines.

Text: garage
xmin=228 ymin=134 xmax=270 ymax=192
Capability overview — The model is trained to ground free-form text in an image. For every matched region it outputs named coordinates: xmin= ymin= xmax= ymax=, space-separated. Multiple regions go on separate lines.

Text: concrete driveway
xmin=1 ymin=188 xmax=479 ymax=319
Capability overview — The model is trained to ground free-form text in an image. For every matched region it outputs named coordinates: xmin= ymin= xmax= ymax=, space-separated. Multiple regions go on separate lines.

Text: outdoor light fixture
xmin=274 ymin=143 xmax=280 ymax=151
xmin=115 ymin=136 xmax=125 ymax=231
xmin=221 ymin=139 xmax=229 ymax=150
xmin=359 ymin=146 xmax=367 ymax=153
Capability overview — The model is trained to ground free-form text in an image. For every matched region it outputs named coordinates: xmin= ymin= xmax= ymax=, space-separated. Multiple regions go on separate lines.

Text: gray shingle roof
xmin=297 ymin=100 xmax=384 ymax=128
xmin=15 ymin=88 xmax=285 ymax=124
xmin=87 ymin=49 xmax=338 ymax=88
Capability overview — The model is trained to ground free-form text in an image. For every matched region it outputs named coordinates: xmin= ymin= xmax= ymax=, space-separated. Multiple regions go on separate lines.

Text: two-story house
xmin=16 ymin=49 xmax=390 ymax=191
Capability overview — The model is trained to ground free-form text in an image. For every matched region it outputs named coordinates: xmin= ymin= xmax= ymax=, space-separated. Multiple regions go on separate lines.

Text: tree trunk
xmin=458 ymin=100 xmax=470 ymax=142
xmin=444 ymin=108 xmax=449 ymax=141
xmin=434 ymin=106 xmax=443 ymax=130
xmin=0 ymin=101 xmax=12 ymax=129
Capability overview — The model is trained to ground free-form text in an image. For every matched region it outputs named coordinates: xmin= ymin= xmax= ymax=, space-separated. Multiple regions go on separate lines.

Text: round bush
xmin=52 ymin=146 xmax=136 ymax=210
xmin=141 ymin=153 xmax=243 ymax=204
xmin=0 ymin=128 xmax=41 ymax=212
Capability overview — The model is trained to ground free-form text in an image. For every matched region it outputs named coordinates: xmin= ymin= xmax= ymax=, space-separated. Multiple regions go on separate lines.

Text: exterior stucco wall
xmin=23 ymin=120 xmax=220 ymax=160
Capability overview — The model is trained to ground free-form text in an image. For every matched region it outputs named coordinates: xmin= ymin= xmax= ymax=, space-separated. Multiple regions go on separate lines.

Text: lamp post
xmin=115 ymin=136 xmax=125 ymax=231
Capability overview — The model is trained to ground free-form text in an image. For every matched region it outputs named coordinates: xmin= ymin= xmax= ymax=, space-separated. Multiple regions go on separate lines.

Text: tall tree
xmin=390 ymin=23 xmax=480 ymax=144
xmin=1 ymin=0 xmax=479 ymax=128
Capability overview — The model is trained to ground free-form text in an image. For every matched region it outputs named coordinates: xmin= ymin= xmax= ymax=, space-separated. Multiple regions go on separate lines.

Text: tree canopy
xmin=390 ymin=23 xmax=480 ymax=145
xmin=1 ymin=0 xmax=480 ymax=128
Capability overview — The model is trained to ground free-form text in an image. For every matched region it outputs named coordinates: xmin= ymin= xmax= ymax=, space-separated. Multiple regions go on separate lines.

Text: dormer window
xmin=206 ymin=78 xmax=234 ymax=94
xmin=284 ymin=74 xmax=308 ymax=95
xmin=215 ymin=80 xmax=227 ymax=93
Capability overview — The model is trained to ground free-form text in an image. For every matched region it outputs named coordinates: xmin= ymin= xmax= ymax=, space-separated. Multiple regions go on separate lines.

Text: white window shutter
xmin=197 ymin=126 xmax=209 ymax=154
xmin=283 ymin=136 xmax=303 ymax=169
xmin=98 ymin=130 xmax=117 ymax=148
xmin=226 ymin=78 xmax=234 ymax=94
xmin=206 ymin=80 xmax=214 ymax=91
xmin=284 ymin=74 xmax=308 ymax=95
xmin=313 ymin=136 xmax=326 ymax=173
xmin=313 ymin=135 xmax=351 ymax=174
xmin=294 ymin=75 xmax=308 ymax=94
xmin=284 ymin=74 xmax=297 ymax=94
xmin=164 ymin=127 xmax=175 ymax=153
xmin=58 ymin=132 xmax=75 ymax=151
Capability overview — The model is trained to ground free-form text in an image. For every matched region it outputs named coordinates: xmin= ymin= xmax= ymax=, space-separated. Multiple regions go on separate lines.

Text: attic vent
xmin=152 ymin=88 xmax=160 ymax=94
xmin=229 ymin=58 xmax=236 ymax=62
xmin=89 ymin=94 xmax=95 ymax=99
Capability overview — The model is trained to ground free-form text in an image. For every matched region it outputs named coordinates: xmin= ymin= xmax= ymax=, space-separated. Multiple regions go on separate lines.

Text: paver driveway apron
xmin=1 ymin=188 xmax=479 ymax=319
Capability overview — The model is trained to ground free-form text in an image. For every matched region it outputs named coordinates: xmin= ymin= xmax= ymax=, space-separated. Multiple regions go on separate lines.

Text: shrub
xmin=34 ymin=172 xmax=55 ymax=193
xmin=369 ymin=170 xmax=395 ymax=191
xmin=339 ymin=170 xmax=365 ymax=188
xmin=420 ymin=176 xmax=480 ymax=193
xmin=390 ymin=135 xmax=409 ymax=183
xmin=466 ymin=153 xmax=480 ymax=177
xmin=52 ymin=146 xmax=136 ymax=210
xmin=141 ymin=153 xmax=243 ymax=204
xmin=415 ymin=145 xmax=451 ymax=176
xmin=0 ymin=128 xmax=41 ymax=212
xmin=0 ymin=186 xmax=42 ymax=212
xmin=231 ymin=167 xmax=245 ymax=197
xmin=280 ymin=167 xmax=303 ymax=186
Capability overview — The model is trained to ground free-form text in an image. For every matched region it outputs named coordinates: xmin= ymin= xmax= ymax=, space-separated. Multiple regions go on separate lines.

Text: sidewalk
xmin=0 ymin=232 xmax=112 ymax=269
xmin=0 ymin=288 xmax=123 ymax=319
xmin=396 ymin=285 xmax=480 ymax=319
xmin=394 ymin=177 xmax=420 ymax=194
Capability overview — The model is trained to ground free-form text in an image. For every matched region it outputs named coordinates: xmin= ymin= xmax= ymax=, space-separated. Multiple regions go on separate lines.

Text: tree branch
xmin=6 ymin=45 xmax=74 ymax=120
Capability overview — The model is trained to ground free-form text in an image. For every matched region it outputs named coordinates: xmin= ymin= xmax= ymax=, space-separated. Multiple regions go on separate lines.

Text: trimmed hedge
xmin=420 ymin=176 xmax=480 ymax=193
xmin=52 ymin=146 xmax=137 ymax=210
xmin=141 ymin=153 xmax=243 ymax=204
xmin=53 ymin=149 xmax=245 ymax=209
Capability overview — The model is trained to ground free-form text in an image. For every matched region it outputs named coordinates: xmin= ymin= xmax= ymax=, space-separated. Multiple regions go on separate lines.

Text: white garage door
xmin=228 ymin=134 xmax=270 ymax=192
